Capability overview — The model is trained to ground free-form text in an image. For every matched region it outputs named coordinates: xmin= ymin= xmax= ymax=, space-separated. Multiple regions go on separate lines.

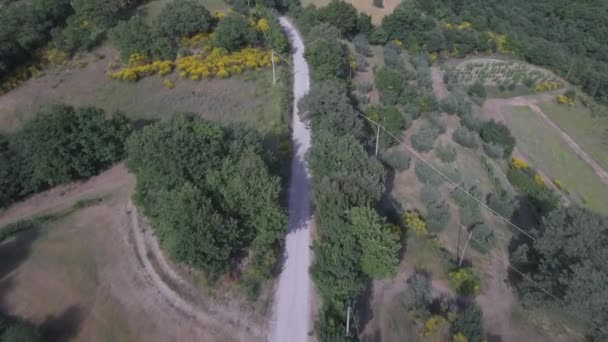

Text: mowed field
xmin=539 ymin=100 xmax=608 ymax=171
xmin=0 ymin=45 xmax=285 ymax=135
xmin=302 ymin=0 xmax=402 ymax=24
xmin=507 ymin=106 xmax=608 ymax=214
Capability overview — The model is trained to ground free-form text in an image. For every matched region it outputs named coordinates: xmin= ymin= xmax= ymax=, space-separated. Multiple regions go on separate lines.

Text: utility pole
xmin=459 ymin=230 xmax=473 ymax=267
xmin=271 ymin=50 xmax=276 ymax=85
xmin=345 ymin=306 xmax=351 ymax=336
xmin=374 ymin=120 xmax=381 ymax=157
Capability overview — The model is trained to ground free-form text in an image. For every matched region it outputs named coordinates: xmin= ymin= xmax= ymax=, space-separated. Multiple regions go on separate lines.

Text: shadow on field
xmin=0 ymin=225 xmax=40 ymax=286
xmin=41 ymin=305 xmax=84 ymax=342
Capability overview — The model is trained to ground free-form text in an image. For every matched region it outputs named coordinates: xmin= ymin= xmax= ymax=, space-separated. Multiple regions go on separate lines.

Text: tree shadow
xmin=355 ymin=280 xmax=375 ymax=335
xmin=40 ymin=305 xmax=84 ymax=342
xmin=0 ymin=223 xmax=40 ymax=286
xmin=360 ymin=329 xmax=382 ymax=342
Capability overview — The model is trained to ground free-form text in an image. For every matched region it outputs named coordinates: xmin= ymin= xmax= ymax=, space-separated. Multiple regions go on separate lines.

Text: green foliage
xmin=318 ymin=0 xmax=359 ymax=37
xmin=109 ymin=15 xmax=175 ymax=61
xmin=213 ymin=14 xmax=255 ymax=52
xmin=127 ymin=115 xmax=285 ymax=282
xmin=507 ymin=165 xmax=559 ymax=213
xmin=479 ymin=120 xmax=516 ymax=157
xmin=383 ymin=148 xmax=410 ymax=172
xmin=426 ymin=200 xmax=450 ymax=233
xmin=374 ymin=66 xmax=404 ymax=105
xmin=453 ymin=303 xmax=484 ymax=342
xmin=349 ymin=207 xmax=400 ymax=278
xmin=513 ymin=206 xmax=608 ymax=339
xmin=420 ymin=184 xmax=441 ymax=207
xmin=2 ymin=322 xmax=41 ymax=342
xmin=403 ymin=272 xmax=432 ymax=319
xmin=353 ymin=34 xmax=370 ymax=56
xmin=379 ymin=106 xmax=407 ymax=148
xmin=429 ymin=111 xmax=447 ymax=134
xmin=448 ymin=265 xmax=480 ymax=295
xmin=483 ymin=142 xmax=505 ymax=159
xmin=487 ymin=191 xmax=516 ymax=218
xmin=470 ymin=223 xmax=496 ymax=253
xmin=411 ymin=124 xmax=440 ymax=152
xmin=373 ymin=0 xmax=383 ymax=8
xmin=305 ymin=32 xmax=348 ymax=81
xmin=158 ymin=0 xmax=213 ymax=38
xmin=380 ymin=3 xmax=435 ymax=47
xmin=0 ymin=104 xmax=130 ymax=207
xmin=452 ymin=126 xmax=479 ymax=149
xmin=415 ymin=162 xmax=444 ymax=186
xmin=435 ymin=143 xmax=457 ymax=163
xmin=468 ymin=81 xmax=486 ymax=99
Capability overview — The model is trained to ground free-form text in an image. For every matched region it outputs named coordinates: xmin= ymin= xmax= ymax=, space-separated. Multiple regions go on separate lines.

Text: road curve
xmin=272 ymin=17 xmax=313 ymax=342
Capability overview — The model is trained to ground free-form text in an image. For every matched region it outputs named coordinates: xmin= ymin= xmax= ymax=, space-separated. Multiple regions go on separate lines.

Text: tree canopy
xmin=158 ymin=0 xmax=213 ymax=38
xmin=127 ymin=115 xmax=285 ymax=290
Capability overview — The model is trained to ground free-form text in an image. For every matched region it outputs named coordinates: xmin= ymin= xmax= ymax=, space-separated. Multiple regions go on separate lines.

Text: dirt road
xmin=483 ymin=92 xmax=608 ymax=187
xmin=272 ymin=17 xmax=313 ymax=342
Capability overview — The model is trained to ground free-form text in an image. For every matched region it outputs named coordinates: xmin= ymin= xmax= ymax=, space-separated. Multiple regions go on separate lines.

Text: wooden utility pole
xmin=459 ymin=230 xmax=473 ymax=267
xmin=345 ymin=306 xmax=351 ymax=336
xmin=374 ymin=120 xmax=381 ymax=157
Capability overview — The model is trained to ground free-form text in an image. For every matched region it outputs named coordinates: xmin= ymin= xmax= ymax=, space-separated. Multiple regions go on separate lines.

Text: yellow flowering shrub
xmin=109 ymin=57 xmax=174 ymax=82
xmin=453 ymin=332 xmax=468 ymax=342
xmin=458 ymin=21 xmax=472 ymax=30
xmin=392 ymin=39 xmax=404 ymax=48
xmin=175 ymin=48 xmax=274 ymax=80
xmin=44 ymin=49 xmax=69 ymax=65
xmin=556 ymin=94 xmax=575 ymax=107
xmin=404 ymin=212 xmax=427 ymax=236
xmin=256 ymin=18 xmax=271 ymax=32
xmin=448 ymin=268 xmax=480 ymax=294
xmin=534 ymin=173 xmax=545 ymax=186
xmin=163 ymin=79 xmax=174 ymax=89
xmin=534 ymin=81 xmax=563 ymax=92
xmin=487 ymin=31 xmax=512 ymax=54
xmin=553 ymin=179 xmax=563 ymax=189
xmin=430 ymin=52 xmax=439 ymax=63
xmin=511 ymin=158 xmax=529 ymax=169
xmin=424 ymin=316 xmax=449 ymax=336
xmin=181 ymin=33 xmax=211 ymax=49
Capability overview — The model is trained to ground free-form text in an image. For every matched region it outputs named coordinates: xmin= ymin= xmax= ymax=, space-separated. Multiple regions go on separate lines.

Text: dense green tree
xmin=349 ymin=207 xmax=400 ymax=278
xmin=479 ymin=120 xmax=515 ymax=157
xmin=127 ymin=115 xmax=285 ymax=282
xmin=374 ymin=67 xmax=404 ymax=105
xmin=305 ymin=35 xmax=348 ymax=81
xmin=453 ymin=126 xmax=479 ymax=149
xmin=213 ymin=14 xmax=255 ymax=52
xmin=109 ymin=15 xmax=175 ymax=60
xmin=2 ymin=322 xmax=41 ymax=342
xmin=453 ymin=303 xmax=484 ymax=342
xmin=403 ymin=272 xmax=432 ymax=319
xmin=158 ymin=0 xmax=213 ymax=38
xmin=318 ymin=0 xmax=359 ymax=37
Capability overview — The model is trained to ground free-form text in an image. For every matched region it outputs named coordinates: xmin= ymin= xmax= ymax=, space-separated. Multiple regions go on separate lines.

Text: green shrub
xmin=403 ymin=272 xmax=432 ymax=319
xmin=383 ymin=42 xmax=401 ymax=68
xmin=2 ymin=322 xmax=41 ymax=342
xmin=415 ymin=162 xmax=444 ymax=186
xmin=483 ymin=142 xmax=505 ymax=159
xmin=460 ymin=204 xmax=482 ymax=228
xmin=507 ymin=165 xmax=559 ymax=213
xmin=435 ymin=143 xmax=456 ymax=163
xmin=447 ymin=266 xmax=480 ymax=295
xmin=470 ymin=223 xmax=496 ymax=253
xmin=213 ymin=14 xmax=256 ymax=52
xmin=158 ymin=0 xmax=213 ymax=38
xmin=384 ymin=148 xmax=410 ymax=171
xmin=305 ymin=35 xmax=348 ymax=81
xmin=487 ymin=191 xmax=516 ymax=218
xmin=426 ymin=200 xmax=450 ymax=233
xmin=468 ymin=81 xmax=487 ymax=99
xmin=452 ymin=126 xmax=480 ymax=149
xmin=356 ymin=80 xmax=373 ymax=93
xmin=479 ymin=120 xmax=516 ymax=157
xmin=380 ymin=106 xmax=407 ymax=148
xmin=453 ymin=303 xmax=484 ymax=342
xmin=373 ymin=0 xmax=383 ymax=8
xmin=429 ymin=111 xmax=447 ymax=134
xmin=108 ymin=16 xmax=175 ymax=61
xmin=353 ymin=34 xmax=371 ymax=56
xmin=411 ymin=125 xmax=440 ymax=152
xmin=440 ymin=164 xmax=462 ymax=184
xmin=375 ymin=66 xmax=404 ymax=104
xmin=318 ymin=0 xmax=359 ymax=36
xmin=420 ymin=184 xmax=441 ymax=206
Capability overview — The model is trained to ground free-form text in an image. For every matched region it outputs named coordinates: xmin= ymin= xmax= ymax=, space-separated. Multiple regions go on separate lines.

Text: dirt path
xmin=272 ymin=16 xmax=314 ymax=342
xmin=431 ymin=67 xmax=448 ymax=99
xmin=482 ymin=91 xmax=608 ymax=187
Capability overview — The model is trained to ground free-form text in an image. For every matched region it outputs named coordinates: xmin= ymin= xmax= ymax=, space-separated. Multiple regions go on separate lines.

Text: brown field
xmin=0 ymin=166 xmax=269 ymax=341
xmin=302 ymin=0 xmax=402 ymax=25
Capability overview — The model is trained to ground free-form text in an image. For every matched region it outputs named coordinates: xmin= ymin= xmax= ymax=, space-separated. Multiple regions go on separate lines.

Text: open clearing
xmin=0 ymin=165 xmax=268 ymax=341
xmin=301 ymin=0 xmax=401 ymax=25
xmin=0 ymin=45 xmax=285 ymax=135
xmin=507 ymin=106 xmax=608 ymax=214
xmin=539 ymin=100 xmax=608 ymax=171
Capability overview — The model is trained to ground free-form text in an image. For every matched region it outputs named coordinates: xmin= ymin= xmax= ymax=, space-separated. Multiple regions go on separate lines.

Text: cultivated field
xmin=507 ymin=106 xmax=608 ymax=214
xmin=539 ymin=100 xmax=608 ymax=171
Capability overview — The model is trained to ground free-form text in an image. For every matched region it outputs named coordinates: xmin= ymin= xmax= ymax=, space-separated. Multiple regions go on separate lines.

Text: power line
xmin=356 ymin=111 xmax=537 ymax=242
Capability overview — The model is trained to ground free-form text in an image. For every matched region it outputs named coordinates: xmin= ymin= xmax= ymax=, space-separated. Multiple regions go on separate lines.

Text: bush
xmin=317 ymin=0 xmax=359 ymax=37
xmin=2 ymin=322 xmax=41 ymax=342
xmin=487 ymin=191 xmax=516 ymax=218
xmin=453 ymin=303 xmax=484 ymax=342
xmin=380 ymin=106 xmax=407 ymax=148
xmin=108 ymin=16 xmax=175 ymax=61
xmin=426 ymin=200 xmax=450 ymax=233
xmin=415 ymin=162 xmax=444 ymax=185
xmin=470 ymin=223 xmax=496 ymax=253
xmin=384 ymin=148 xmax=410 ymax=171
xmin=356 ymin=80 xmax=373 ymax=93
xmin=479 ymin=120 xmax=516 ymax=157
xmin=429 ymin=111 xmax=447 ymax=133
xmin=420 ymin=184 xmax=441 ymax=206
xmin=213 ymin=14 xmax=255 ymax=52
xmin=460 ymin=204 xmax=482 ymax=228
xmin=452 ymin=126 xmax=479 ymax=149
xmin=403 ymin=272 xmax=432 ymax=318
xmin=483 ymin=142 xmax=504 ymax=159
xmin=435 ymin=143 xmax=457 ymax=163
xmin=448 ymin=266 xmax=480 ymax=295
xmin=353 ymin=34 xmax=371 ymax=56
xmin=411 ymin=125 xmax=440 ymax=152
xmin=373 ymin=0 xmax=383 ymax=8
xmin=460 ymin=113 xmax=482 ymax=131
xmin=355 ymin=53 xmax=368 ymax=71
xmin=468 ymin=81 xmax=486 ymax=99
xmin=158 ymin=0 xmax=213 ymax=38
xmin=305 ymin=35 xmax=348 ymax=81
xmin=375 ymin=66 xmax=404 ymax=104
xmin=383 ymin=42 xmax=402 ymax=68
xmin=507 ymin=164 xmax=559 ymax=213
